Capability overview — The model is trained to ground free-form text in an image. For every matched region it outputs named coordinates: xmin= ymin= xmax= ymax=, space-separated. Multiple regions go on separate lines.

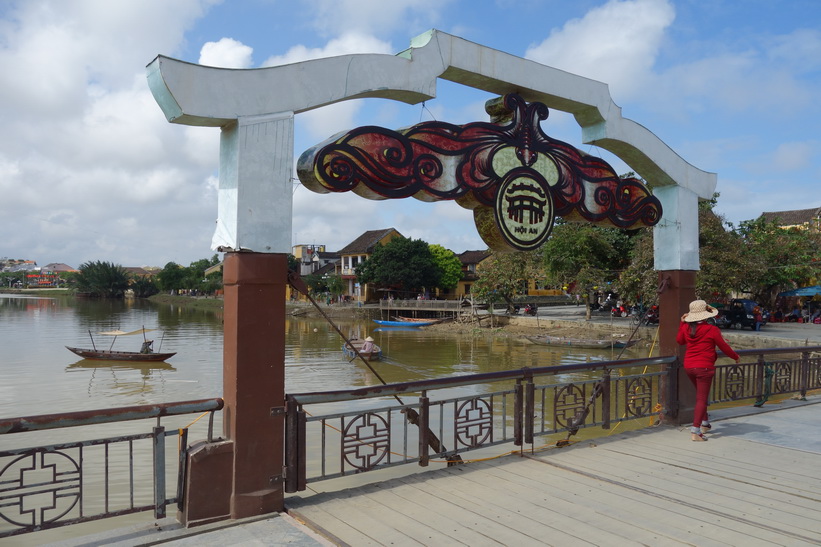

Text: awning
xmin=777 ymin=285 xmax=821 ymax=298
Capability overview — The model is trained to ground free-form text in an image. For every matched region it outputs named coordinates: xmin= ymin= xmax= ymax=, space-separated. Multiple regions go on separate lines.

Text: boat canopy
xmin=97 ymin=328 xmax=157 ymax=336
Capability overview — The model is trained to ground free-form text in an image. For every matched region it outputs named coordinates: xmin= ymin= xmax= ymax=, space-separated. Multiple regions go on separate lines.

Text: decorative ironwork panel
xmin=625 ymin=378 xmax=652 ymax=417
xmin=342 ymin=413 xmax=390 ymax=471
xmin=0 ymin=449 xmax=81 ymax=529
xmin=554 ymin=384 xmax=585 ymax=429
xmin=454 ymin=397 xmax=493 ymax=449
xmin=723 ymin=365 xmax=745 ymax=399
xmin=811 ymin=358 xmax=821 ymax=389
xmin=774 ymin=363 xmax=793 ymax=392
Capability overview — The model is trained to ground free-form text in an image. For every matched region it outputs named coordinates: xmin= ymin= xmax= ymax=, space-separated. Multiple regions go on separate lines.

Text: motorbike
xmin=524 ymin=303 xmax=538 ymax=316
xmin=611 ymin=303 xmax=629 ymax=317
xmin=631 ymin=304 xmax=659 ymax=326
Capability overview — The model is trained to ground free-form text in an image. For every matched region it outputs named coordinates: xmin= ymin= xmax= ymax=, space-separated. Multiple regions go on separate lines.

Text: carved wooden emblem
xmin=297 ymin=94 xmax=661 ymax=251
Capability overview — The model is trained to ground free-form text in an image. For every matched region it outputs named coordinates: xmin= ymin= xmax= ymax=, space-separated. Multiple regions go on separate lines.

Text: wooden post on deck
xmin=178 ymin=252 xmax=287 ymax=526
xmin=657 ymin=270 xmax=696 ymax=425
xmin=222 ymin=252 xmax=287 ymax=517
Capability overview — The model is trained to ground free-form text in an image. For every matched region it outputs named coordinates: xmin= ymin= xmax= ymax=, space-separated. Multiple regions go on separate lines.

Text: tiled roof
xmin=124 ymin=267 xmax=153 ymax=276
xmin=338 ymin=228 xmax=401 ymax=254
xmin=457 ymin=250 xmax=492 ymax=265
xmin=314 ymin=261 xmax=337 ymax=276
xmin=43 ymin=263 xmax=77 ymax=272
xmin=760 ymin=207 xmax=821 ymax=226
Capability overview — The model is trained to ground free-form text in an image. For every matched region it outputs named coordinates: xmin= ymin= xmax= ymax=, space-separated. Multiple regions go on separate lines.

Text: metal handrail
xmin=289 ymin=357 xmax=676 ymax=405
xmin=0 ymin=398 xmax=224 ymax=538
xmin=0 ymin=398 xmax=224 ymax=434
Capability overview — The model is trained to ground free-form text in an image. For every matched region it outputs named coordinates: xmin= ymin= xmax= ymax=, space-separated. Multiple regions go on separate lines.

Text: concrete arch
xmin=147 ymin=29 xmax=710 ymax=268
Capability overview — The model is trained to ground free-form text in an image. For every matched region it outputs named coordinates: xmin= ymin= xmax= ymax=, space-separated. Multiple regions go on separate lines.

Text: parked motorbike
xmin=631 ymin=304 xmax=659 ymax=326
xmin=611 ymin=304 xmax=629 ymax=317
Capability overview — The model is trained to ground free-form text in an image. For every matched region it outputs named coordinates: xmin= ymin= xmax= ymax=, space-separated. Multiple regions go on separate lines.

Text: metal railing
xmin=284 ymin=346 xmax=821 ymax=492
xmin=284 ymin=356 xmax=675 ymax=492
xmin=0 ymin=398 xmax=223 ymax=539
xmin=713 ymin=347 xmax=821 ymax=405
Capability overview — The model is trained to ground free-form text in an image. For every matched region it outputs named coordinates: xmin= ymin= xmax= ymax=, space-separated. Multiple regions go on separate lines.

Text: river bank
xmin=140 ymin=294 xmax=816 ymax=352
xmin=148 ymin=293 xmax=226 ymax=310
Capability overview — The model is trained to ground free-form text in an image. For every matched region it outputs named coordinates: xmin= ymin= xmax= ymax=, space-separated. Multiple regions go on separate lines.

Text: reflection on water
xmin=0 ymin=294 xmax=644 ymax=419
xmin=66 ymin=359 xmax=177 ymax=399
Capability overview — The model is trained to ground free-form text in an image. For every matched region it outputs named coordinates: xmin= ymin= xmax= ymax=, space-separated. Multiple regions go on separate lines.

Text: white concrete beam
xmin=147 ymin=29 xmax=713 ymax=268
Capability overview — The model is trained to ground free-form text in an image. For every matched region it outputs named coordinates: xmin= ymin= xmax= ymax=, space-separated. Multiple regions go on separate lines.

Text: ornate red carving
xmin=298 ymin=94 xmax=661 ymax=251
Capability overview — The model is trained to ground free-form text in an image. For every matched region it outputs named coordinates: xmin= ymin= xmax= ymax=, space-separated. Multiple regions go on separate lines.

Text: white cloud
xmin=0 ymin=0 xmax=220 ymax=267
xmin=306 ymin=0 xmax=451 ymax=38
xmin=260 ymin=32 xmax=392 ymax=67
xmin=199 ymin=37 xmax=253 ymax=68
xmin=525 ymin=0 xmax=675 ymax=101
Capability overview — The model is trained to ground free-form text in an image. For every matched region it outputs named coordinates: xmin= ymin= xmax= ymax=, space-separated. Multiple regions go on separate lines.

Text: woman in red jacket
xmin=676 ymin=300 xmax=740 ymax=441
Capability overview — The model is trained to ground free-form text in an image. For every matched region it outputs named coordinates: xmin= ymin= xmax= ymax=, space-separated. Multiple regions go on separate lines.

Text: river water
xmin=0 ymin=293 xmax=639 ymax=419
xmin=0 ymin=293 xmax=642 ymax=543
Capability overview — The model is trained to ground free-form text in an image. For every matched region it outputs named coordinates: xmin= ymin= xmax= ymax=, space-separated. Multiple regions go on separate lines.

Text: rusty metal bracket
xmin=657 ymin=273 xmax=672 ymax=295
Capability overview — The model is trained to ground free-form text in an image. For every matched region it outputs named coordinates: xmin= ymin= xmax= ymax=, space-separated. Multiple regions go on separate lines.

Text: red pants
xmin=685 ymin=367 xmax=715 ymax=428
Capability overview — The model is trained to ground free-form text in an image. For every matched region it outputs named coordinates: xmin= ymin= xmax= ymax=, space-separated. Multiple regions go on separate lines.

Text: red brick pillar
xmin=657 ymin=270 xmax=696 ymax=425
xmin=222 ymin=252 xmax=287 ymax=517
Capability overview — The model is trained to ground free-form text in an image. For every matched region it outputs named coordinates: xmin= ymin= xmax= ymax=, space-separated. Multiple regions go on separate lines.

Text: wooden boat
xmin=66 ymin=327 xmax=176 ymax=362
xmin=65 ymin=346 xmax=177 ymax=362
xmin=342 ymin=339 xmax=382 ymax=361
xmin=373 ymin=319 xmax=438 ymax=327
xmin=525 ymin=335 xmax=638 ymax=349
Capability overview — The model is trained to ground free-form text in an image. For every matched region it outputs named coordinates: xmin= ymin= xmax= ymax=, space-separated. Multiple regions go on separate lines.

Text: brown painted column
xmin=223 ymin=251 xmax=287 ymax=517
xmin=657 ymin=270 xmax=696 ymax=425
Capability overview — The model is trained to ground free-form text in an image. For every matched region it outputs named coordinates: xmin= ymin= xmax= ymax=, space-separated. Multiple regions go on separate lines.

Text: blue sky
xmin=1 ymin=0 xmax=819 ymax=268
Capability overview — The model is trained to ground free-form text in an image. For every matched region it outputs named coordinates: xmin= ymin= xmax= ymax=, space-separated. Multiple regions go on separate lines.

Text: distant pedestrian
xmin=753 ymin=307 xmax=764 ymax=331
xmin=677 ymin=300 xmax=740 ymax=442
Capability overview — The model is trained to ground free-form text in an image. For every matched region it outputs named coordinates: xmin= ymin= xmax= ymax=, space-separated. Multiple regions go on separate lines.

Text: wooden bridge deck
xmin=286 ymin=399 xmax=821 ymax=546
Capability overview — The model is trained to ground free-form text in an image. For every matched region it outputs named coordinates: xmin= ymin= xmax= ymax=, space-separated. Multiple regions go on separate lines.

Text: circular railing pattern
xmin=342 ymin=412 xmax=390 ymax=471
xmin=455 ymin=397 xmax=493 ymax=448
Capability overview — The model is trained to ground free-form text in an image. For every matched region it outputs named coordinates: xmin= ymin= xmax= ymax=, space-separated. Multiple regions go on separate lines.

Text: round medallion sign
xmin=493 ymin=168 xmax=554 ymax=251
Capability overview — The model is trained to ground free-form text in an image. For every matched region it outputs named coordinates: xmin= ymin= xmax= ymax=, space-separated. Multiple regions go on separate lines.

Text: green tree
xmin=428 ymin=244 xmax=463 ymax=290
xmin=695 ymin=206 xmax=746 ymax=301
xmin=303 ymin=272 xmax=328 ymax=294
xmin=356 ymin=237 xmax=441 ymax=296
xmin=201 ymin=270 xmax=223 ymax=295
xmin=326 ymin=274 xmax=345 ymax=297
xmin=472 ymin=251 xmax=542 ymax=312
xmin=156 ymin=262 xmax=186 ymax=292
xmin=74 ymin=261 xmax=130 ymax=298
xmin=541 ymin=221 xmax=632 ymax=319
xmin=615 ymin=227 xmax=655 ymax=306
xmin=131 ymin=276 xmax=159 ymax=298
xmin=288 ymin=254 xmax=300 ymax=272
xmin=736 ymin=217 xmax=821 ymax=306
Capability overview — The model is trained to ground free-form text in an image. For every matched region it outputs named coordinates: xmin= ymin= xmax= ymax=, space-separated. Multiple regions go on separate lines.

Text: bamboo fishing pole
xmin=287 ymin=270 xmax=459 ymax=461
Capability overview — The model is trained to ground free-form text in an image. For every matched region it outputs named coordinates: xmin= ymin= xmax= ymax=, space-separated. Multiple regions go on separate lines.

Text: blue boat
xmin=373 ymin=319 xmax=438 ymax=327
